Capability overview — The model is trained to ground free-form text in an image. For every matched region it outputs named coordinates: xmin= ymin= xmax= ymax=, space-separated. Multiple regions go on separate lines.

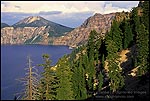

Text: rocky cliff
xmin=1 ymin=12 xmax=130 ymax=46
xmin=1 ymin=16 xmax=73 ymax=45
xmin=1 ymin=26 xmax=50 ymax=44
xmin=53 ymin=13 xmax=116 ymax=47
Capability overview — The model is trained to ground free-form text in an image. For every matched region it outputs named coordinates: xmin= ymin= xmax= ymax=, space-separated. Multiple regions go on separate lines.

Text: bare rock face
xmin=53 ymin=13 xmax=116 ymax=47
xmin=1 ymin=12 xmax=129 ymax=46
xmin=1 ymin=26 xmax=49 ymax=44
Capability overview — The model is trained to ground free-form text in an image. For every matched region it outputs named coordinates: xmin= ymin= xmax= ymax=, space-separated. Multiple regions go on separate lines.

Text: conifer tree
xmin=86 ymin=30 xmax=99 ymax=92
xmin=105 ymin=40 xmax=124 ymax=92
xmin=98 ymin=72 xmax=103 ymax=91
xmin=136 ymin=24 xmax=149 ymax=76
xmin=38 ymin=54 xmax=57 ymax=100
xmin=120 ymin=19 xmax=133 ymax=49
xmin=130 ymin=7 xmax=140 ymax=44
xmin=105 ymin=20 xmax=123 ymax=51
xmin=55 ymin=55 xmax=74 ymax=100
xmin=71 ymin=55 xmax=87 ymax=100
xmin=142 ymin=1 xmax=149 ymax=32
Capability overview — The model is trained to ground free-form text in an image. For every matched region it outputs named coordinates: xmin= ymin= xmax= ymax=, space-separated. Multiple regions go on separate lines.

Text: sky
xmin=1 ymin=1 xmax=139 ymax=28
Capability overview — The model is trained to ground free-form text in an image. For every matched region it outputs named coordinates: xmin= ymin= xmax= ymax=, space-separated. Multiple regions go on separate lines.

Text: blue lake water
xmin=1 ymin=45 xmax=72 ymax=100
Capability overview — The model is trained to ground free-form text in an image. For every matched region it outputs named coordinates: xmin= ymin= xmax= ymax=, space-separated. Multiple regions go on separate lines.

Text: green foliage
xmin=55 ymin=55 xmax=74 ymax=100
xmin=86 ymin=30 xmax=103 ymax=92
xmin=20 ymin=2 xmax=149 ymax=100
xmin=71 ymin=55 xmax=87 ymax=100
xmin=142 ymin=1 xmax=149 ymax=32
xmin=38 ymin=54 xmax=57 ymax=100
xmin=105 ymin=20 xmax=123 ymax=51
xmin=136 ymin=24 xmax=149 ymax=76
xmin=120 ymin=19 xmax=133 ymax=48
xmin=87 ymin=30 xmax=101 ymax=61
xmin=106 ymin=40 xmax=124 ymax=92
xmin=98 ymin=72 xmax=103 ymax=91
xmin=130 ymin=2 xmax=149 ymax=76
xmin=130 ymin=7 xmax=140 ymax=43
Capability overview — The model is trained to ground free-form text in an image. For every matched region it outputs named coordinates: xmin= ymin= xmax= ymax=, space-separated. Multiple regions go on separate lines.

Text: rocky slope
xmin=1 ymin=26 xmax=50 ymax=44
xmin=1 ymin=16 xmax=73 ymax=45
xmin=1 ymin=12 xmax=130 ymax=46
xmin=53 ymin=13 xmax=116 ymax=47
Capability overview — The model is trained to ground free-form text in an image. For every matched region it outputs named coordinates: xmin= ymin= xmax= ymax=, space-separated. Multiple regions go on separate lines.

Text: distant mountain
xmin=1 ymin=16 xmax=73 ymax=45
xmin=1 ymin=23 xmax=10 ymax=28
xmin=12 ymin=16 xmax=49 ymax=27
xmin=12 ymin=16 xmax=73 ymax=37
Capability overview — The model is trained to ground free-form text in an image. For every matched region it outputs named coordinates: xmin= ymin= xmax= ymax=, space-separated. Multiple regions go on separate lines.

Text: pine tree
xmin=105 ymin=40 xmax=124 ymax=92
xmin=86 ymin=30 xmax=101 ymax=92
xmin=120 ymin=19 xmax=133 ymax=49
xmin=71 ymin=56 xmax=87 ymax=100
xmin=142 ymin=1 xmax=149 ymax=32
xmin=105 ymin=20 xmax=123 ymax=51
xmin=98 ymin=72 xmax=103 ymax=91
xmin=38 ymin=54 xmax=57 ymax=100
xmin=136 ymin=24 xmax=149 ymax=76
xmin=56 ymin=55 xmax=74 ymax=100
xmin=87 ymin=30 xmax=95 ymax=59
xmin=130 ymin=7 xmax=140 ymax=44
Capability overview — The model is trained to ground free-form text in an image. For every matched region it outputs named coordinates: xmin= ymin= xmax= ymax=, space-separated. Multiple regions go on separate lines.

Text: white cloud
xmin=1 ymin=1 xmax=139 ymax=27
xmin=103 ymin=3 xmax=129 ymax=14
xmin=1 ymin=1 xmax=105 ymax=13
xmin=1 ymin=1 xmax=139 ymax=14
xmin=2 ymin=1 xmax=139 ymax=13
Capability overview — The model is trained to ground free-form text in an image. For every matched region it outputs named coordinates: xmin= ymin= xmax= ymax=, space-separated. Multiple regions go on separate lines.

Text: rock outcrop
xmin=1 ymin=26 xmax=48 ymax=44
xmin=53 ymin=13 xmax=116 ymax=47
xmin=1 ymin=16 xmax=73 ymax=45
xmin=1 ymin=12 xmax=130 ymax=46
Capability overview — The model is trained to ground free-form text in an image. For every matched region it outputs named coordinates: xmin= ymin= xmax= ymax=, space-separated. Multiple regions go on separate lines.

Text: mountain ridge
xmin=1 ymin=16 xmax=73 ymax=45
xmin=12 ymin=16 xmax=73 ymax=29
xmin=1 ymin=23 xmax=10 ymax=28
xmin=1 ymin=12 xmax=130 ymax=46
xmin=53 ymin=12 xmax=117 ymax=47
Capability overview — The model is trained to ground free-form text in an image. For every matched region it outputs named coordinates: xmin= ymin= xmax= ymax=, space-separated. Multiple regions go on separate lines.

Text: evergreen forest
xmin=16 ymin=1 xmax=149 ymax=100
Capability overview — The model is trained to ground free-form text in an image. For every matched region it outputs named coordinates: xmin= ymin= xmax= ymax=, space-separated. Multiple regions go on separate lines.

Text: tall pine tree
xmin=38 ymin=54 xmax=57 ymax=100
xmin=56 ymin=55 xmax=74 ymax=100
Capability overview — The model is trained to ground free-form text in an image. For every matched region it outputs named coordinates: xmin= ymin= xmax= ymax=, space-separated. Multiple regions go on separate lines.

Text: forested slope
xmin=17 ymin=1 xmax=149 ymax=100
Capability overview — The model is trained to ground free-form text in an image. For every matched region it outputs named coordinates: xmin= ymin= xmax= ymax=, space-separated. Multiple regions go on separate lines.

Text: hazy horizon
xmin=1 ymin=1 xmax=139 ymax=28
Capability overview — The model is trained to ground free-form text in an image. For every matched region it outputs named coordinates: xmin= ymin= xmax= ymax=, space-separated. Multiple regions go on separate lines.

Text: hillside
xmin=14 ymin=1 xmax=149 ymax=100
xmin=53 ymin=13 xmax=116 ymax=47
xmin=1 ymin=16 xmax=73 ymax=45
xmin=1 ymin=23 xmax=10 ymax=28
xmin=51 ymin=1 xmax=149 ymax=100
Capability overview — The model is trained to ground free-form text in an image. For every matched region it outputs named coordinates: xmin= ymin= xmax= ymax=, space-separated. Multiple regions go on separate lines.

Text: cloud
xmin=1 ymin=11 xmax=94 ymax=28
xmin=1 ymin=1 xmax=105 ymax=13
xmin=43 ymin=11 xmax=95 ymax=28
xmin=39 ymin=11 xmax=62 ymax=15
xmin=105 ymin=1 xmax=139 ymax=9
xmin=1 ymin=1 xmax=138 ymax=14
xmin=103 ymin=3 xmax=129 ymax=14
xmin=102 ymin=1 xmax=139 ymax=14
xmin=15 ymin=5 xmax=21 ymax=9
xmin=1 ymin=1 xmax=139 ymax=27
